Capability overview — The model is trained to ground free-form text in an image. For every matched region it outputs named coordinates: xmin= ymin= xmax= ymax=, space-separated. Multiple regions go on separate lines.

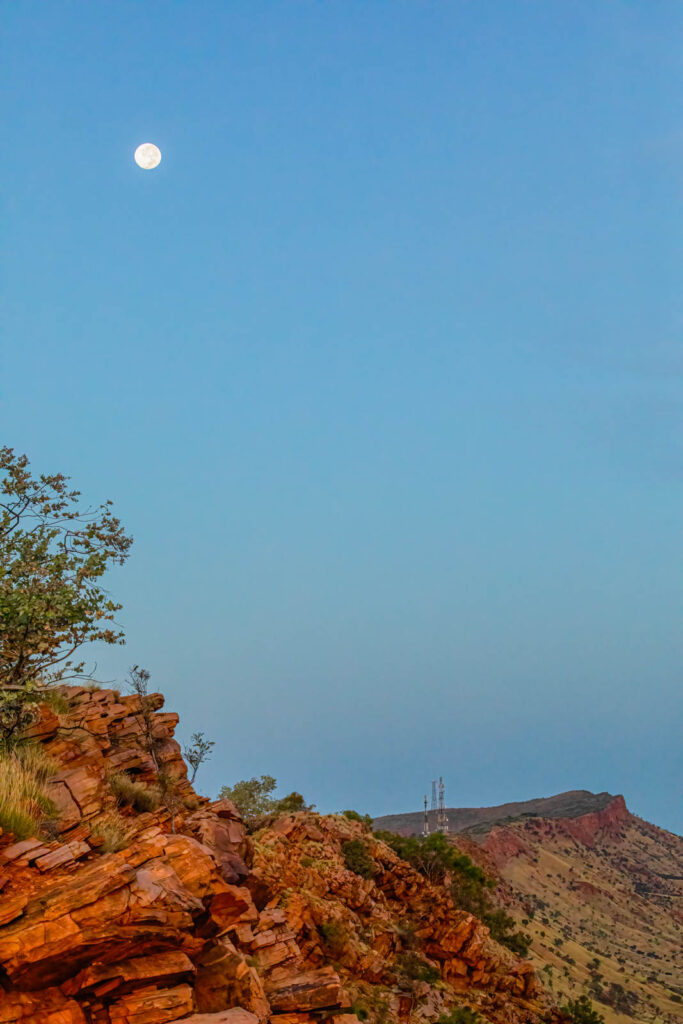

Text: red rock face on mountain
xmin=460 ymin=797 xmax=682 ymax=1024
xmin=482 ymin=796 xmax=631 ymax=870
xmin=0 ymin=687 xmax=556 ymax=1024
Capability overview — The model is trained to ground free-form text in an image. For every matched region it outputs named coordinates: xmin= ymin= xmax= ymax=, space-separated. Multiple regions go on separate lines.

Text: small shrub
xmin=319 ymin=920 xmax=350 ymax=959
xmin=343 ymin=809 xmax=373 ymax=827
xmin=91 ymin=811 xmax=134 ymax=853
xmin=482 ymin=908 xmax=531 ymax=957
xmin=108 ymin=771 xmax=161 ymax=813
xmin=396 ymin=920 xmax=418 ymax=949
xmin=342 ymin=839 xmax=377 ymax=879
xmin=183 ymin=731 xmax=214 ymax=784
xmin=273 ymin=791 xmax=313 ymax=814
xmin=438 ymin=1007 xmax=483 ymax=1024
xmin=351 ymin=1004 xmax=368 ymax=1021
xmin=498 ymin=928 xmax=532 ymax=957
xmin=395 ymin=951 xmax=440 ymax=984
xmin=300 ymin=855 xmax=314 ymax=867
xmin=219 ymin=775 xmax=277 ymax=818
xmin=560 ymin=996 xmax=605 ymax=1024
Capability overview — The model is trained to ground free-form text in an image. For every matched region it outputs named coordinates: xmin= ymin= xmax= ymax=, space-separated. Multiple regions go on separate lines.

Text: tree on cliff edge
xmin=0 ymin=447 xmax=132 ymax=744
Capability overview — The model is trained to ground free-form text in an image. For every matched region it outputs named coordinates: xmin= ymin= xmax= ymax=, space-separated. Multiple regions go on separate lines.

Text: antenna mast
xmin=422 ymin=794 xmax=430 ymax=836
xmin=436 ymin=776 xmax=449 ymax=834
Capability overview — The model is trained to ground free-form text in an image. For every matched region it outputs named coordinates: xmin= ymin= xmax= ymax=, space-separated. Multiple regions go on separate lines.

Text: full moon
xmin=134 ymin=143 xmax=162 ymax=170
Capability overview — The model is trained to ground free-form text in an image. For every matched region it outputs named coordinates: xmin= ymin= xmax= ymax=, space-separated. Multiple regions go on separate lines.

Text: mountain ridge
xmin=373 ymin=791 xmax=623 ymax=839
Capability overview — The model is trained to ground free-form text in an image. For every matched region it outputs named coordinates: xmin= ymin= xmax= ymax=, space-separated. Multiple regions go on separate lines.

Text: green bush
xmin=342 ymin=839 xmax=377 ymax=879
xmin=395 ymin=951 xmax=440 ymax=984
xmin=343 ymin=809 xmax=374 ymax=827
xmin=438 ymin=1007 xmax=482 ymax=1024
xmin=0 ymin=447 xmax=132 ymax=718
xmin=375 ymin=830 xmax=487 ymax=887
xmin=318 ymin=920 xmax=350 ymax=959
xmin=109 ymin=771 xmax=162 ymax=813
xmin=274 ymin=791 xmax=313 ymax=814
xmin=375 ymin=829 xmax=531 ymax=958
xmin=218 ymin=775 xmax=313 ymax=819
xmin=560 ymin=996 xmax=605 ymax=1024
xmin=483 ymin=908 xmax=531 ymax=956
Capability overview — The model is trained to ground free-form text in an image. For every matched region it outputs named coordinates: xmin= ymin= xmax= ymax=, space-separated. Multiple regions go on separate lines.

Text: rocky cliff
xmin=0 ymin=687 xmax=557 ymax=1024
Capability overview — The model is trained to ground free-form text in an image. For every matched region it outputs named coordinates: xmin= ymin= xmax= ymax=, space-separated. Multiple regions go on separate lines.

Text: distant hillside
xmin=377 ymin=790 xmax=683 ymax=1024
xmin=373 ymin=789 xmax=617 ymax=837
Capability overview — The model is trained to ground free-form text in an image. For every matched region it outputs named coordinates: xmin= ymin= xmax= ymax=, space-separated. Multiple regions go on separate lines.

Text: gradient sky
xmin=3 ymin=2 xmax=682 ymax=833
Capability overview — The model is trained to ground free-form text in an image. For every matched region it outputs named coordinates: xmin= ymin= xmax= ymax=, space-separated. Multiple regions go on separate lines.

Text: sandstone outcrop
xmin=0 ymin=687 xmax=549 ymax=1024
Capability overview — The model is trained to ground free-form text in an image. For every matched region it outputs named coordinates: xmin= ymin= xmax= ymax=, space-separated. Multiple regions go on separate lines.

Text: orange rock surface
xmin=0 ymin=688 xmax=556 ymax=1024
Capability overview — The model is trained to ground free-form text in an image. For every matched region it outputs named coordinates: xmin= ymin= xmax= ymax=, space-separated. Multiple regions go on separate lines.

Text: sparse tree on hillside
xmin=183 ymin=731 xmax=214 ymax=784
xmin=0 ymin=447 xmax=132 ymax=746
xmin=342 ymin=809 xmax=374 ymax=827
xmin=127 ymin=665 xmax=160 ymax=771
xmin=274 ymin=790 xmax=313 ymax=814
xmin=560 ymin=996 xmax=605 ymax=1024
xmin=220 ymin=775 xmax=278 ymax=818
xmin=219 ymin=775 xmax=312 ymax=820
xmin=126 ymin=664 xmax=180 ymax=829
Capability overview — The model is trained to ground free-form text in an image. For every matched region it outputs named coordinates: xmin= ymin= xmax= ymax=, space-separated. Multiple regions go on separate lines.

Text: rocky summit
xmin=0 ymin=685 xmax=561 ymax=1024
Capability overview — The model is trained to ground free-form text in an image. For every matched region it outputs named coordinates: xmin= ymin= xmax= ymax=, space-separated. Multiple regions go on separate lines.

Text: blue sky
xmin=3 ymin=2 xmax=681 ymax=833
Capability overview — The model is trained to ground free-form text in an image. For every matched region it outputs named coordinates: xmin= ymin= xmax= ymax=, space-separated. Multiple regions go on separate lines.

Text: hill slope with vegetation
xmin=377 ymin=790 xmax=682 ymax=1024
xmin=0 ymin=683 xmax=572 ymax=1024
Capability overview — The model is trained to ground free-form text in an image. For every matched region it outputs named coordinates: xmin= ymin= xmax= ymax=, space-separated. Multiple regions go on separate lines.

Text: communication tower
xmin=422 ymin=794 xmax=430 ymax=836
xmin=436 ymin=776 xmax=449 ymax=834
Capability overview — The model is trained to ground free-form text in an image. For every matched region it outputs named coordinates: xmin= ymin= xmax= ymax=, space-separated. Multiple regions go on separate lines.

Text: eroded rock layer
xmin=0 ymin=688 xmax=553 ymax=1024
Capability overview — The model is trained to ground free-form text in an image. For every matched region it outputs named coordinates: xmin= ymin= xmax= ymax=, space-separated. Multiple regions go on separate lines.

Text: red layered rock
xmin=248 ymin=813 xmax=542 ymax=1020
xmin=0 ymin=686 xmax=545 ymax=1024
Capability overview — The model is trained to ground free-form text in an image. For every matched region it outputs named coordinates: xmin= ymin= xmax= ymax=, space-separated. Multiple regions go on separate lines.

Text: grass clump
xmin=108 ymin=771 xmax=161 ymax=813
xmin=0 ymin=744 xmax=57 ymax=839
xmin=41 ymin=688 xmax=73 ymax=716
xmin=91 ymin=810 xmax=134 ymax=852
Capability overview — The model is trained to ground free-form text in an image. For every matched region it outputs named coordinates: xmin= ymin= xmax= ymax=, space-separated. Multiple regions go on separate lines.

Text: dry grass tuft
xmin=0 ymin=744 xmax=58 ymax=839
xmin=108 ymin=771 xmax=162 ymax=813
xmin=90 ymin=810 xmax=134 ymax=853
